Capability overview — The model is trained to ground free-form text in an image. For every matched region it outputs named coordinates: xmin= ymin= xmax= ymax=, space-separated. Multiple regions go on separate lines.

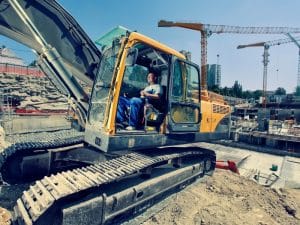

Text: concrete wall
xmin=3 ymin=115 xmax=71 ymax=134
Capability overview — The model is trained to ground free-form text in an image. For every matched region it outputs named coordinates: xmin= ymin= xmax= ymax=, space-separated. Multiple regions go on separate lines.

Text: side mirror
xmin=126 ymin=48 xmax=138 ymax=66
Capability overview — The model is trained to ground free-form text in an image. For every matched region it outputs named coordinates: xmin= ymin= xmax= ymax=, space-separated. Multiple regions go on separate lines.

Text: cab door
xmin=168 ymin=58 xmax=201 ymax=132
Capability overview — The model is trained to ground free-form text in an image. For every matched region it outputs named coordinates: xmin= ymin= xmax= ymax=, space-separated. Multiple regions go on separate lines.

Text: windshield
xmin=88 ymin=43 xmax=120 ymax=124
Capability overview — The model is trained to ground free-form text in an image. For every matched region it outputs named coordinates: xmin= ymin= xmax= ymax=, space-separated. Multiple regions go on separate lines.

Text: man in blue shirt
xmin=117 ymin=72 xmax=163 ymax=130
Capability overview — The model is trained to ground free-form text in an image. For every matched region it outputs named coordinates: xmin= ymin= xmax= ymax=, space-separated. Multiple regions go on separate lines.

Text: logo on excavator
xmin=95 ymin=137 xmax=102 ymax=146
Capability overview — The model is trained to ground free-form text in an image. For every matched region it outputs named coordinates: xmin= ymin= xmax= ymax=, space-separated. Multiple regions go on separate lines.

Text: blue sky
xmin=1 ymin=0 xmax=300 ymax=92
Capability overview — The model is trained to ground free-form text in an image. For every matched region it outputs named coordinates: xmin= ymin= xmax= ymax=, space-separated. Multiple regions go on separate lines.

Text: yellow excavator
xmin=0 ymin=0 xmax=230 ymax=224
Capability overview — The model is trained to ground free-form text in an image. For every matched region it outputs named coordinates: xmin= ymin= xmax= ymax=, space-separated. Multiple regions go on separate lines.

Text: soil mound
xmin=143 ymin=170 xmax=300 ymax=225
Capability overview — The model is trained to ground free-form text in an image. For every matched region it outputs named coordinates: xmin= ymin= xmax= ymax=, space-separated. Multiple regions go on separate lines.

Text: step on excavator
xmin=0 ymin=0 xmax=231 ymax=224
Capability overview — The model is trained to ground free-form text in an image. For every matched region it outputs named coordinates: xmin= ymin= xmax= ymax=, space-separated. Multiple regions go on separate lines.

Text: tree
xmin=295 ymin=86 xmax=300 ymax=96
xmin=253 ymin=90 xmax=263 ymax=100
xmin=232 ymin=80 xmax=243 ymax=98
xmin=209 ymin=85 xmax=220 ymax=93
xmin=274 ymin=87 xmax=286 ymax=95
xmin=242 ymin=90 xmax=253 ymax=99
xmin=221 ymin=86 xmax=228 ymax=96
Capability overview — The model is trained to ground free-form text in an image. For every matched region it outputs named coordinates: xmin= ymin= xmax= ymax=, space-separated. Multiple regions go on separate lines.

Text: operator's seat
xmin=143 ymin=86 xmax=167 ymax=129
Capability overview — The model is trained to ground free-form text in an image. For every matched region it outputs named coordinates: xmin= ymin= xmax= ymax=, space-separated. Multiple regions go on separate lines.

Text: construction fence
xmin=0 ymin=63 xmax=44 ymax=77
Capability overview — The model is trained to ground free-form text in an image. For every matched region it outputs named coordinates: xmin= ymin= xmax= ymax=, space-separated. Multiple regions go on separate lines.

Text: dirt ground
xmin=0 ymin=170 xmax=299 ymax=225
xmin=142 ymin=170 xmax=300 ymax=225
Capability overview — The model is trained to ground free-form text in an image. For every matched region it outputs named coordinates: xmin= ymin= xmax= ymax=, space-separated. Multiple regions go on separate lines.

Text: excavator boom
xmin=0 ymin=0 xmax=102 ymax=120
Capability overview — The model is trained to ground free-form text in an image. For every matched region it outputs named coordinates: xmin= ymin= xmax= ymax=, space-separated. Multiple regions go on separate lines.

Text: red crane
xmin=157 ymin=20 xmax=300 ymax=91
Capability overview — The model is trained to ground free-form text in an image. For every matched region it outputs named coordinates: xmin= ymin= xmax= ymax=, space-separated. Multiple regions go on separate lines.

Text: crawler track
xmin=0 ymin=129 xmax=85 ymax=183
xmin=14 ymin=147 xmax=215 ymax=225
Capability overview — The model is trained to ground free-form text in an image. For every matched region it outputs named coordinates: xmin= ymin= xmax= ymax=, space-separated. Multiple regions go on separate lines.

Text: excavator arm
xmin=0 ymin=0 xmax=102 ymax=124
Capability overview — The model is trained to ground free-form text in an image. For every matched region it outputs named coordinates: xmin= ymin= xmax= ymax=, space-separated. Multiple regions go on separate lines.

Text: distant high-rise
xmin=207 ymin=64 xmax=221 ymax=88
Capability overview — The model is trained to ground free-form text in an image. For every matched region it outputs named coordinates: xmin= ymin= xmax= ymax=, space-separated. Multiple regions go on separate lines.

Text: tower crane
xmin=237 ymin=36 xmax=300 ymax=107
xmin=286 ymin=33 xmax=300 ymax=88
xmin=157 ymin=20 xmax=300 ymax=91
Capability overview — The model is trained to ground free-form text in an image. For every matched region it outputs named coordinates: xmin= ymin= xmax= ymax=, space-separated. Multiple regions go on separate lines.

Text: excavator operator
xmin=117 ymin=72 xmax=163 ymax=130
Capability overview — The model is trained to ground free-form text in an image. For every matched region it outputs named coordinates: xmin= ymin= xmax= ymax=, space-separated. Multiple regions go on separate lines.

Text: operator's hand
xmin=140 ymin=90 xmax=148 ymax=97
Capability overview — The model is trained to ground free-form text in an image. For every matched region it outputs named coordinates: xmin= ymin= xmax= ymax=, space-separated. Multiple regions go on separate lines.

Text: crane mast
xmin=286 ymin=33 xmax=300 ymax=88
xmin=238 ymin=36 xmax=300 ymax=107
xmin=157 ymin=20 xmax=300 ymax=92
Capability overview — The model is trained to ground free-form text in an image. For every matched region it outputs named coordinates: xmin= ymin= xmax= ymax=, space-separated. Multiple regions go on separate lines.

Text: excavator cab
xmin=84 ymin=28 xmax=202 ymax=152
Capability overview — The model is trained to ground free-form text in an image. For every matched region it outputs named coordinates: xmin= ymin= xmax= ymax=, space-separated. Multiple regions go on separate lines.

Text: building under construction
xmin=0 ymin=46 xmax=69 ymax=135
xmin=230 ymin=103 xmax=300 ymax=156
